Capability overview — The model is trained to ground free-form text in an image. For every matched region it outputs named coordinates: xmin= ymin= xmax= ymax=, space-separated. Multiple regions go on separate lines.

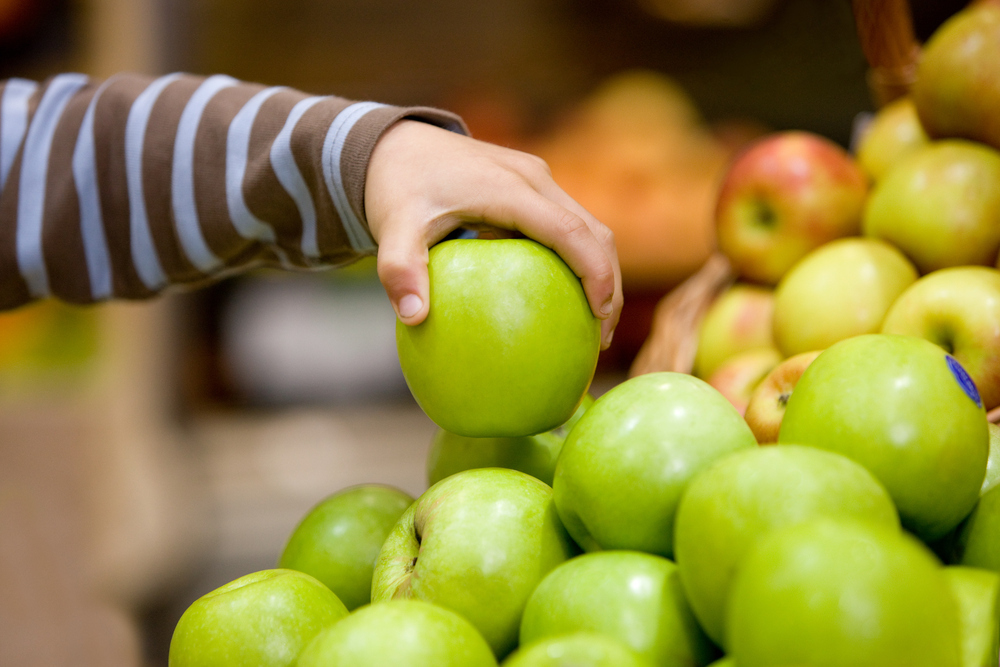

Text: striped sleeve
xmin=0 ymin=73 xmax=468 ymax=309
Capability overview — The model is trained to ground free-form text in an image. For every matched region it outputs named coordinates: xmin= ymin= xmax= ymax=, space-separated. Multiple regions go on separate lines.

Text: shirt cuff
xmin=321 ymin=103 xmax=469 ymax=254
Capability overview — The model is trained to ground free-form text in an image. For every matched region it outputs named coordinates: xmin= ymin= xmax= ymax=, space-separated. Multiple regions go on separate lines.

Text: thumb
xmin=376 ymin=228 xmax=430 ymax=326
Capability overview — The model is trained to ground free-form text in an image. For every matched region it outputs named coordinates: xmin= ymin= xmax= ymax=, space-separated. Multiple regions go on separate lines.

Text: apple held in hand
xmin=168 ymin=569 xmax=348 ymax=667
xmin=856 ymin=97 xmax=929 ymax=183
xmin=913 ymin=2 xmax=1000 ymax=151
xmin=943 ymin=566 xmax=1000 ymax=667
xmin=396 ymin=239 xmax=600 ymax=438
xmin=779 ymin=334 xmax=989 ymax=541
xmin=371 ymin=468 xmax=576 ymax=658
xmin=881 ymin=267 xmax=1000 ymax=411
xmin=553 ymin=372 xmax=756 ymax=557
xmin=277 ymin=485 xmax=413 ymax=611
xmin=772 ymin=238 xmax=917 ymax=357
xmin=503 ymin=634 xmax=654 ymax=667
xmin=692 ymin=284 xmax=775 ymax=380
xmin=296 ymin=600 xmax=497 ymax=667
xmin=519 ymin=552 xmax=717 ymax=667
xmin=715 ymin=131 xmax=868 ymax=285
xmin=427 ymin=395 xmax=594 ymax=487
xmin=863 ymin=141 xmax=1000 ymax=274
xmin=674 ymin=445 xmax=898 ymax=647
xmin=726 ymin=519 xmax=962 ymax=667
xmin=743 ymin=350 xmax=820 ymax=443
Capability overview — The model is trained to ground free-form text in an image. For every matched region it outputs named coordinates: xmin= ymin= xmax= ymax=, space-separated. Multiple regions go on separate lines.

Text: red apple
xmin=744 ymin=351 xmax=821 ymax=444
xmin=715 ymin=131 xmax=868 ymax=285
xmin=693 ymin=284 xmax=775 ymax=380
xmin=706 ymin=347 xmax=783 ymax=416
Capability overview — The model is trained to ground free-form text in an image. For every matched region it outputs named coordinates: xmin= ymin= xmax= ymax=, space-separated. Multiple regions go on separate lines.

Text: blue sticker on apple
xmin=946 ymin=355 xmax=982 ymax=408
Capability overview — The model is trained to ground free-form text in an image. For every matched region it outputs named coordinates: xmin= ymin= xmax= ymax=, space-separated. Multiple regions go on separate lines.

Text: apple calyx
xmin=373 ymin=504 xmax=420 ymax=600
xmin=750 ymin=199 xmax=778 ymax=229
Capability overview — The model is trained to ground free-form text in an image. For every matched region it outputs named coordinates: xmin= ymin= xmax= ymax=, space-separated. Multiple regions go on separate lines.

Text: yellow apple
xmin=772 ymin=238 xmax=918 ymax=357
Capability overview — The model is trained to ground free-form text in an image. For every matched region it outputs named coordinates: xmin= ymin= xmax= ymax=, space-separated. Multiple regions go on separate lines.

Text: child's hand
xmin=366 ymin=120 xmax=623 ymax=349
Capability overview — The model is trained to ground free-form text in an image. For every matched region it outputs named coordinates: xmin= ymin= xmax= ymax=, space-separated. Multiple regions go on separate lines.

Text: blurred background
xmin=0 ymin=0 xmax=968 ymax=664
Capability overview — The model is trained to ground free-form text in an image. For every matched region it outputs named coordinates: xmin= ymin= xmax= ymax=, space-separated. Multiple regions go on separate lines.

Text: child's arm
xmin=0 ymin=73 xmax=620 ymax=346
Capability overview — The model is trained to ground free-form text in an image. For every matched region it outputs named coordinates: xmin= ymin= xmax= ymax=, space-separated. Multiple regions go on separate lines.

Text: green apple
xmin=519 ymin=552 xmax=717 ymax=667
xmin=743 ymin=350 xmax=820 ymax=444
xmin=779 ymin=334 xmax=989 ymax=541
xmin=693 ymin=284 xmax=775 ymax=380
xmin=503 ymin=634 xmax=654 ymax=667
xmin=168 ymin=569 xmax=348 ymax=667
xmin=772 ymin=238 xmax=918 ymax=357
xmin=856 ymin=97 xmax=930 ymax=183
xmin=674 ymin=445 xmax=898 ymax=647
xmin=371 ymin=468 xmax=576 ymax=657
xmin=553 ymin=372 xmax=756 ymax=557
xmin=913 ymin=2 xmax=1000 ymax=151
xmin=277 ymin=485 xmax=413 ymax=611
xmin=943 ymin=566 xmax=1000 ymax=667
xmin=715 ymin=131 xmax=868 ymax=285
xmin=863 ymin=141 xmax=1000 ymax=274
xmin=296 ymin=600 xmax=496 ymax=667
xmin=426 ymin=395 xmax=594 ymax=487
xmin=985 ymin=423 xmax=1000 ymax=495
xmin=705 ymin=659 xmax=733 ymax=667
xmin=956 ymin=484 xmax=1000 ymax=575
xmin=727 ymin=519 xmax=962 ymax=667
xmin=396 ymin=238 xmax=599 ymax=437
xmin=706 ymin=347 xmax=782 ymax=416
xmin=882 ymin=267 xmax=1000 ymax=411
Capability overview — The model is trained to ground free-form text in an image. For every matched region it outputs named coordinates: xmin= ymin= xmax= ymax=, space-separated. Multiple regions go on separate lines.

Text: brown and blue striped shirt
xmin=0 ymin=72 xmax=465 ymax=309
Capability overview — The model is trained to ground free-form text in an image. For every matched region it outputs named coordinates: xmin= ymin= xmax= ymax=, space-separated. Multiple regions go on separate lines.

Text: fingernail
xmin=398 ymin=294 xmax=423 ymax=319
xmin=603 ymin=329 xmax=615 ymax=348
xmin=600 ymin=298 xmax=613 ymax=317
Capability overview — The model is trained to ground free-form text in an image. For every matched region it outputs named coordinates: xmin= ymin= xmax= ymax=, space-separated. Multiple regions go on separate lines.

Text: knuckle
xmin=376 ymin=254 xmax=412 ymax=287
xmin=510 ymin=151 xmax=552 ymax=178
xmin=555 ymin=210 xmax=588 ymax=238
xmin=597 ymin=224 xmax=617 ymax=251
xmin=527 ymin=153 xmax=552 ymax=176
xmin=593 ymin=263 xmax=616 ymax=288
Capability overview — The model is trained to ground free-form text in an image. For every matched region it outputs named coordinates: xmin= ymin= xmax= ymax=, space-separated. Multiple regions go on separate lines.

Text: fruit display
xmin=168 ymin=3 xmax=1000 ymax=666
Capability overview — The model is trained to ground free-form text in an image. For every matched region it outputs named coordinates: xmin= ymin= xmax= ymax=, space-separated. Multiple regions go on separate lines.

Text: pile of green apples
xmin=167 ymin=5 xmax=1000 ymax=667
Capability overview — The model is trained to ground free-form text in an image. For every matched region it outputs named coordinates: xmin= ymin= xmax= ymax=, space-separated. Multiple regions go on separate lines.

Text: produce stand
xmin=631 ymin=0 xmax=1000 ymax=430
